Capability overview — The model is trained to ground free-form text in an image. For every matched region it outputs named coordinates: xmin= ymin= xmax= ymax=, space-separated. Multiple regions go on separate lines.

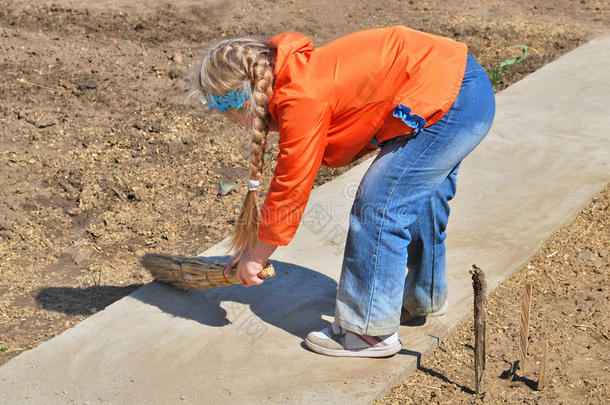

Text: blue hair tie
xmin=205 ymin=88 xmax=250 ymax=112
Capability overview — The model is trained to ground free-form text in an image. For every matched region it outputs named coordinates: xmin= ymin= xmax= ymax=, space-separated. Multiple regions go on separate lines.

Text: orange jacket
xmin=258 ymin=26 xmax=468 ymax=245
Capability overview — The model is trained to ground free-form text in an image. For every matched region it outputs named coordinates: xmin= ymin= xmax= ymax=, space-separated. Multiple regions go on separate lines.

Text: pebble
xmin=25 ymin=112 xmax=58 ymax=128
xmin=0 ymin=229 xmax=15 ymax=240
xmin=78 ymin=79 xmax=97 ymax=90
xmin=149 ymin=123 xmax=163 ymax=133
xmin=171 ymin=53 xmax=184 ymax=64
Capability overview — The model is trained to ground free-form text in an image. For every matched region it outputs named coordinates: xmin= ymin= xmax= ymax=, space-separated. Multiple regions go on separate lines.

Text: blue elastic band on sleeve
xmin=392 ymin=104 xmax=427 ymax=134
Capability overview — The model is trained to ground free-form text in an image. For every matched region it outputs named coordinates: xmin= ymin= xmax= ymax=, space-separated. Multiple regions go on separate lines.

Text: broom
xmin=140 ymin=253 xmax=276 ymax=291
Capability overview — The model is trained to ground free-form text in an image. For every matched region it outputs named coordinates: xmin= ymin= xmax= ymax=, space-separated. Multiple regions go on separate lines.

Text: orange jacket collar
xmin=267 ymin=32 xmax=313 ymax=79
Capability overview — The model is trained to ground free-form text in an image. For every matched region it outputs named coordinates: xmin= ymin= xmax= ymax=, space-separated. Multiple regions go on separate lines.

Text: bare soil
xmin=379 ymin=185 xmax=609 ymax=404
xmin=0 ymin=0 xmax=608 ymax=403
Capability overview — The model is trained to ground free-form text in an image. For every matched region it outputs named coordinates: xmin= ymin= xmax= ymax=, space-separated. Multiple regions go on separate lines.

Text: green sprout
xmin=501 ymin=359 xmax=521 ymax=381
xmin=82 ymin=265 xmax=102 ymax=286
xmin=488 ymin=45 xmax=536 ymax=86
xmin=218 ymin=178 xmax=238 ymax=196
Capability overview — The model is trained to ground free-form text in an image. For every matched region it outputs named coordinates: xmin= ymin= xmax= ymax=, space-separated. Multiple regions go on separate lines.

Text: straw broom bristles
xmin=519 ymin=283 xmax=533 ymax=372
xmin=140 ymin=254 xmax=275 ymax=291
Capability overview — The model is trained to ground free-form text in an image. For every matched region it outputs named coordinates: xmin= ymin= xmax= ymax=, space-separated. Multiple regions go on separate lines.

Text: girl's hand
xmin=223 ymin=239 xmax=278 ymax=287
xmin=223 ymin=251 xmax=264 ymax=287
xmin=236 ymin=254 xmax=265 ymax=287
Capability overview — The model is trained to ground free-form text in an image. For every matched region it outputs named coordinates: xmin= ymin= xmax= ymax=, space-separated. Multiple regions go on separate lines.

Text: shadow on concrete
xmin=401 ymin=349 xmax=476 ymax=394
xmin=130 ymin=257 xmax=338 ymax=340
xmin=35 ymin=284 xmax=143 ymax=315
xmin=400 ymin=315 xmax=427 ymax=327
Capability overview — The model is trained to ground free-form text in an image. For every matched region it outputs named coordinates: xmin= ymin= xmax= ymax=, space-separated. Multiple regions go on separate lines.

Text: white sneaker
xmin=305 ymin=322 xmax=402 ymax=358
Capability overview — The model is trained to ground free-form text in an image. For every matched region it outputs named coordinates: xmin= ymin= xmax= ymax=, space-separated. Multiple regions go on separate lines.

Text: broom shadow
xmin=35 ymin=284 xmax=143 ymax=315
xmin=130 ymin=257 xmax=337 ymax=340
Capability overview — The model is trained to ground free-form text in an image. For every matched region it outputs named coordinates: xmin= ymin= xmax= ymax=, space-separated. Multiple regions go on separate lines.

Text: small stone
xmin=25 ymin=112 xmax=57 ymax=128
xmin=590 ymin=255 xmax=604 ymax=268
xmin=0 ymin=229 xmax=15 ymax=240
xmin=78 ymin=79 xmax=97 ymax=90
xmin=577 ymin=250 xmax=592 ymax=260
xmin=171 ymin=53 xmax=184 ymax=64
xmin=149 ymin=123 xmax=163 ymax=133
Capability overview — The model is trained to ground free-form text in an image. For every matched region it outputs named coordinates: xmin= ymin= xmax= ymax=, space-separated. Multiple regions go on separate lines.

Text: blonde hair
xmin=197 ymin=37 xmax=275 ymax=258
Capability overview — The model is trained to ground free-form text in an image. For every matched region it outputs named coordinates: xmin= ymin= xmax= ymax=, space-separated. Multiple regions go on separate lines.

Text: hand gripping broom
xmin=140 ymin=253 xmax=275 ymax=291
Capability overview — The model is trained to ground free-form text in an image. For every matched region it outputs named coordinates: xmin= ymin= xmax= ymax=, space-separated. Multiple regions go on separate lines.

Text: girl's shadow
xmin=129 ymin=257 xmax=338 ymax=340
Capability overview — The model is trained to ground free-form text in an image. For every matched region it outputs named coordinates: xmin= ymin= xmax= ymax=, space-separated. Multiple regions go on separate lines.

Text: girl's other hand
xmin=224 ymin=254 xmax=240 ymax=278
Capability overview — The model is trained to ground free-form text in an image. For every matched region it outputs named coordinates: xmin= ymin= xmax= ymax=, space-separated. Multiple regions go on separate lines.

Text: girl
xmin=197 ymin=26 xmax=495 ymax=358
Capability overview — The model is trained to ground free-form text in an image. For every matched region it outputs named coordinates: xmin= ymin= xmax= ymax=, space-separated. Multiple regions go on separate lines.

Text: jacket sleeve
xmin=258 ymin=99 xmax=331 ymax=245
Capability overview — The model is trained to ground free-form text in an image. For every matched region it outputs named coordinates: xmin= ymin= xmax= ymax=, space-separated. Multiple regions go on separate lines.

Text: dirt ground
xmin=378 ymin=185 xmax=609 ymax=404
xmin=0 ymin=0 xmax=608 ymax=402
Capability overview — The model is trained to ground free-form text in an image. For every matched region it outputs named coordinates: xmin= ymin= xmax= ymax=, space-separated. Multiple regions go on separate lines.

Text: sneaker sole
xmin=304 ymin=338 xmax=402 ymax=358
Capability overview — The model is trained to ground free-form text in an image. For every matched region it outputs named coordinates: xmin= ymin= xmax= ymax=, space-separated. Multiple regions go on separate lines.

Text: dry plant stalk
xmin=140 ymin=253 xmax=275 ymax=291
xmin=519 ymin=283 xmax=533 ymax=372
xmin=537 ymin=333 xmax=548 ymax=390
xmin=470 ymin=264 xmax=487 ymax=395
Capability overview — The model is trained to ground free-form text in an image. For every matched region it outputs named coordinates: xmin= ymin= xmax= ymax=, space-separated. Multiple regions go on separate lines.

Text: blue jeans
xmin=335 ymin=55 xmax=495 ymax=336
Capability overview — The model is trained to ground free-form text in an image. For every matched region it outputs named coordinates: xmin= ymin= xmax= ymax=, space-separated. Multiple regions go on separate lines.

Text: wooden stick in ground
xmin=470 ymin=264 xmax=487 ymax=395
xmin=519 ymin=283 xmax=533 ymax=373
xmin=537 ymin=333 xmax=548 ymax=390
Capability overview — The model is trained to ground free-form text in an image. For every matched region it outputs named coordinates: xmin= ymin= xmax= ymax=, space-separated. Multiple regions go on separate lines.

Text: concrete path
xmin=2 ymin=37 xmax=609 ymax=405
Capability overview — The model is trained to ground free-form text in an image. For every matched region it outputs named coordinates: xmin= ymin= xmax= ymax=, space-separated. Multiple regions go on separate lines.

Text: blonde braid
xmin=197 ymin=38 xmax=274 ymax=257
